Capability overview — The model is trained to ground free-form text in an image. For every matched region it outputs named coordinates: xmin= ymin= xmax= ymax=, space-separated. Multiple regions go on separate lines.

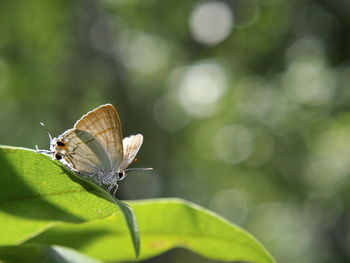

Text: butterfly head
xmin=49 ymin=137 xmax=69 ymax=160
xmin=37 ymin=122 xmax=66 ymax=161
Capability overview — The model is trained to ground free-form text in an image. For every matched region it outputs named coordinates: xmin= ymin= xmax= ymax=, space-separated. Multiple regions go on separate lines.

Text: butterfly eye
xmin=55 ymin=154 xmax=62 ymax=160
xmin=117 ymin=170 xmax=126 ymax=180
xmin=56 ymin=141 xmax=65 ymax=147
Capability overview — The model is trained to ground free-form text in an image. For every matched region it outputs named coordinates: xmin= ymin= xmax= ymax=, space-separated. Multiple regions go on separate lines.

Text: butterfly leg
xmin=106 ymin=184 xmax=118 ymax=198
xmin=93 ymin=174 xmax=104 ymax=186
xmin=35 ymin=145 xmax=53 ymax=156
xmin=112 ymin=184 xmax=119 ymax=197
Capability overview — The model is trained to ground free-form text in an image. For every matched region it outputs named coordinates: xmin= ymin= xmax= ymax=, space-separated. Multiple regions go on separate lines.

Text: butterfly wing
xmin=120 ymin=134 xmax=143 ymax=170
xmin=54 ymin=129 xmax=111 ymax=174
xmin=73 ymin=104 xmax=123 ymax=171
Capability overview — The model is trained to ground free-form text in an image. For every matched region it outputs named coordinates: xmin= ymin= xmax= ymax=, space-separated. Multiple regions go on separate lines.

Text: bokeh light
xmin=305 ymin=117 xmax=350 ymax=195
xmin=122 ymin=33 xmax=170 ymax=76
xmin=190 ymin=1 xmax=233 ymax=46
xmin=282 ymin=37 xmax=336 ymax=106
xmin=213 ymin=124 xmax=255 ymax=165
xmin=176 ymin=61 xmax=227 ymax=118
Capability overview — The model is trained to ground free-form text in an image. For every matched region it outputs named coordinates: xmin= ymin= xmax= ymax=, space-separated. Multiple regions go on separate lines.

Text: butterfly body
xmin=38 ymin=104 xmax=151 ymax=195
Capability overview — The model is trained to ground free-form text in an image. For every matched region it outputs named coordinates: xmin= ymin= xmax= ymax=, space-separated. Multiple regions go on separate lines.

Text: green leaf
xmin=0 ymin=146 xmax=275 ymax=263
xmin=27 ymin=199 xmax=275 ymax=263
xmin=114 ymin=199 xmax=140 ymax=258
xmin=62 ymin=162 xmax=141 ymax=258
xmin=0 ymin=146 xmax=139 ymax=256
xmin=82 ymin=183 xmax=140 ymax=258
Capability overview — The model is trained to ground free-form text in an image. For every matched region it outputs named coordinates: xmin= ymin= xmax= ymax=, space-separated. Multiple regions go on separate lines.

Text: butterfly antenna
xmin=125 ymin=167 xmax=153 ymax=172
xmin=35 ymin=122 xmax=54 ymax=155
xmin=40 ymin=122 xmax=53 ymax=142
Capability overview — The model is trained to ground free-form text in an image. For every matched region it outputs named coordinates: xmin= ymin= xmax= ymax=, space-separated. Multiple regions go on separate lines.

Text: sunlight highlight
xmin=190 ymin=1 xmax=233 ymax=46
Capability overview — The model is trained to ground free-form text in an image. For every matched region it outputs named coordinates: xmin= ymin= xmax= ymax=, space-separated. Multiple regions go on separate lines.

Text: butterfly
xmin=37 ymin=104 xmax=152 ymax=196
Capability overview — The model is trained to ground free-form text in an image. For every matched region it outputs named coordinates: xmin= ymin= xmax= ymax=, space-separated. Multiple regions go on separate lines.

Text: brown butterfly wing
xmin=53 ymin=129 xmax=111 ymax=173
xmin=73 ymin=104 xmax=123 ymax=171
xmin=120 ymin=134 xmax=143 ymax=170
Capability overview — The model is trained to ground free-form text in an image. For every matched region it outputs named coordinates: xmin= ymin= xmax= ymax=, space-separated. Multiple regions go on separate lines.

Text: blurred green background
xmin=1 ymin=0 xmax=350 ymax=262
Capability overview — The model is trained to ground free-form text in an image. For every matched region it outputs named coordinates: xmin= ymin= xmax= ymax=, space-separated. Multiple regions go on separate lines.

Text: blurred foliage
xmin=1 ymin=0 xmax=350 ymax=262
